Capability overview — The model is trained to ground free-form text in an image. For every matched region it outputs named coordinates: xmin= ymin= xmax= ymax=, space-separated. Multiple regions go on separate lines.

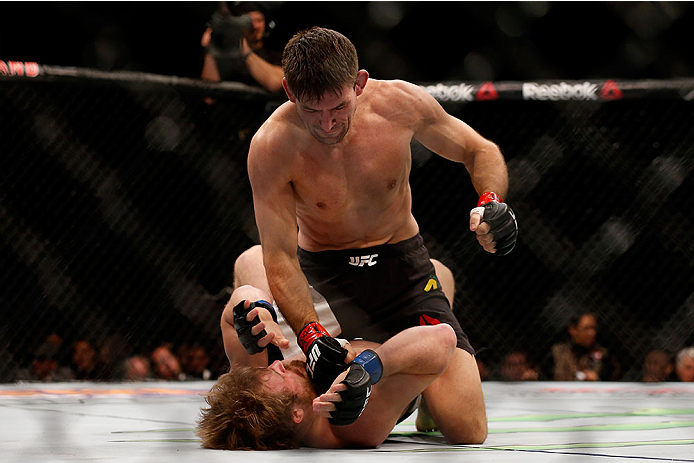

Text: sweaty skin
xmin=242 ymin=74 xmax=503 ymax=444
xmin=248 ymin=74 xmax=507 ymax=335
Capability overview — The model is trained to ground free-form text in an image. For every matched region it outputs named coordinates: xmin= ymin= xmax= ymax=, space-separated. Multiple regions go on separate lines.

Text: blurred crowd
xmin=474 ymin=312 xmax=694 ymax=383
xmin=15 ymin=333 xmax=225 ymax=383
xmin=14 ymin=311 xmax=694 ymax=384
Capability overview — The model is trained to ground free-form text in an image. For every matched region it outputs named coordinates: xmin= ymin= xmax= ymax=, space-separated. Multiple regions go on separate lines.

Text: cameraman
xmin=201 ymin=2 xmax=283 ymax=92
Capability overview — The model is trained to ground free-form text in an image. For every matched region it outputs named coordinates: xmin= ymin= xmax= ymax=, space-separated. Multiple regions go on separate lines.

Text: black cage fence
xmin=1 ymin=64 xmax=693 ymax=383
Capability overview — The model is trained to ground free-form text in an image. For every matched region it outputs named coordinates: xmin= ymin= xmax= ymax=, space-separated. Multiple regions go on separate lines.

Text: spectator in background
xmin=120 ymin=355 xmax=153 ymax=381
xmin=501 ymin=350 xmax=539 ymax=381
xmin=97 ymin=334 xmax=132 ymax=381
xmin=675 ymin=347 xmax=694 ymax=382
xmin=181 ymin=345 xmax=213 ymax=380
xmin=17 ymin=333 xmax=74 ymax=381
xmin=642 ymin=349 xmax=674 ymax=382
xmin=70 ymin=339 xmax=100 ymax=381
xmin=151 ymin=343 xmax=185 ymax=381
xmin=551 ymin=312 xmax=619 ymax=381
xmin=201 ymin=1 xmax=283 ymax=92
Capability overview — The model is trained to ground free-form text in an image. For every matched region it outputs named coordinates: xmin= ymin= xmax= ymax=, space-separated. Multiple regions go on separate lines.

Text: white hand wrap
xmin=470 ymin=206 xmax=485 ymax=219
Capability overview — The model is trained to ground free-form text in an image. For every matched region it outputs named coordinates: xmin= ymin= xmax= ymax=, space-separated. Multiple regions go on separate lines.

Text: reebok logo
xmin=349 ymin=254 xmax=378 ymax=267
xmin=476 ymin=82 xmax=499 ymax=101
xmin=421 ymin=83 xmax=475 ymax=102
xmin=523 ymin=82 xmax=598 ymax=101
xmin=600 ymin=80 xmax=623 ymax=100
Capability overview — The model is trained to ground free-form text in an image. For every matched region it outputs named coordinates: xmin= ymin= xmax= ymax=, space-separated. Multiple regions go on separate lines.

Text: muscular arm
xmin=315 ymin=324 xmax=458 ymax=447
xmin=247 ymin=131 xmax=319 ymax=336
xmin=409 ymin=82 xmax=508 ymax=198
xmin=403 ymin=81 xmax=515 ymax=254
xmin=374 ymin=323 xmax=457 ymax=377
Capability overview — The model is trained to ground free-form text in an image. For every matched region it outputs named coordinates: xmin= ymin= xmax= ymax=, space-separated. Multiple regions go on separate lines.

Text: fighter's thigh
xmin=423 ymin=348 xmax=487 ymax=444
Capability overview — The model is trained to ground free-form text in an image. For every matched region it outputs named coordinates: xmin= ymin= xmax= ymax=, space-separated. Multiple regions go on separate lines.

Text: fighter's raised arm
xmin=406 ymin=81 xmax=517 ymax=255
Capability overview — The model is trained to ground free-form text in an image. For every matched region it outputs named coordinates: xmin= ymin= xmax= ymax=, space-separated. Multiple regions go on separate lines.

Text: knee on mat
xmin=446 ymin=423 xmax=488 ymax=445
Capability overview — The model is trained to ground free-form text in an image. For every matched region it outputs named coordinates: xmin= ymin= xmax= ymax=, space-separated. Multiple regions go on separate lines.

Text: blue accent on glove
xmin=255 ymin=300 xmax=278 ymax=323
xmin=352 ymin=349 xmax=383 ymax=384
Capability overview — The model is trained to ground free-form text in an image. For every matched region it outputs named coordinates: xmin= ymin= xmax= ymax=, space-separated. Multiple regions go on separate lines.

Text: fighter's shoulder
xmin=366 ymin=79 xmax=439 ymax=125
xmin=369 ymin=79 xmax=433 ymax=104
xmin=250 ymin=102 xmax=301 ymax=154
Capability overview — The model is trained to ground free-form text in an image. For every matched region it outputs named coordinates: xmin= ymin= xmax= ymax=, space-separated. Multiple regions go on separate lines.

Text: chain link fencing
xmin=1 ymin=66 xmax=693 ymax=382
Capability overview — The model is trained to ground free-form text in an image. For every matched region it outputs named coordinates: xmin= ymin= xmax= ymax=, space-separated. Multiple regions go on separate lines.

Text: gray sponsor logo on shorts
xmin=348 ymin=254 xmax=378 ymax=267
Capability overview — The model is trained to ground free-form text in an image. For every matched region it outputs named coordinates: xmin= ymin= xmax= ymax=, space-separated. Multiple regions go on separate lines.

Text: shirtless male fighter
xmin=233 ymin=26 xmax=518 ymax=444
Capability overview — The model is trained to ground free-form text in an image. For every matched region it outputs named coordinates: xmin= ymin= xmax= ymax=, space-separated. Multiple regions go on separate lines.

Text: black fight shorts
xmin=298 ymin=234 xmax=475 ymax=355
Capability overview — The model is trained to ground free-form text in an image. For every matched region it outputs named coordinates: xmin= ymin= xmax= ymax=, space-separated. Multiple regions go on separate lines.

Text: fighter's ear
xmin=283 ymin=78 xmax=296 ymax=102
xmin=291 ymin=405 xmax=304 ymax=424
xmin=354 ymin=70 xmax=369 ymax=96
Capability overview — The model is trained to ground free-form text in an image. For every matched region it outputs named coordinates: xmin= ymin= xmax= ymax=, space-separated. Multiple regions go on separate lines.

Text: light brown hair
xmin=282 ymin=26 xmax=359 ymax=102
xmin=196 ymin=367 xmax=299 ymax=450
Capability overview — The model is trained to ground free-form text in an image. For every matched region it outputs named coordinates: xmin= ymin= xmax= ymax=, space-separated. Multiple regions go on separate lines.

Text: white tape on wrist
xmin=470 ymin=206 xmax=485 ymax=219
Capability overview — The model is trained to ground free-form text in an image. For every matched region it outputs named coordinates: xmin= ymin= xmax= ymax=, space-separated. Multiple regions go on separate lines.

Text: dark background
xmin=1 ymin=2 xmax=693 ymax=383
xmin=2 ymin=1 xmax=694 ymax=82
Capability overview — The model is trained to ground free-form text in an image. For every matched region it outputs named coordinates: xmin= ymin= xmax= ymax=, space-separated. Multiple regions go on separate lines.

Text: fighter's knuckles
xmin=476 ymin=222 xmax=491 ymax=235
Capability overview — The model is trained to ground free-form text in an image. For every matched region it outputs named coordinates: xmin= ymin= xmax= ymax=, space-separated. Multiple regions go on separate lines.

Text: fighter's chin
xmin=312 ymin=134 xmax=344 ymax=145
xmin=288 ymin=360 xmax=323 ymax=395
xmin=310 ymin=128 xmax=347 ymax=145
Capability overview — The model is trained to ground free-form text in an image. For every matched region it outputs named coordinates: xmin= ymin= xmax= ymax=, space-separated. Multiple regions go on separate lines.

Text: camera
xmin=209 ymin=11 xmax=253 ymax=60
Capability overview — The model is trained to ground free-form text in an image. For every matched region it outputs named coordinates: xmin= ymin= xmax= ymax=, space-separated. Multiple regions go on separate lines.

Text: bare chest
xmin=292 ymin=134 xmax=412 ymax=215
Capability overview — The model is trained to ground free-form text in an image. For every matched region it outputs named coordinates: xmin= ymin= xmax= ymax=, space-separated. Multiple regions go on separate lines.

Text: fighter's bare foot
xmin=415 ymin=397 xmax=438 ymax=432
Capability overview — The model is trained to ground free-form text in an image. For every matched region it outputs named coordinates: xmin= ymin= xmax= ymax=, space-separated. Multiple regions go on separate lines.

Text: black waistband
xmin=298 ymin=234 xmax=424 ymax=265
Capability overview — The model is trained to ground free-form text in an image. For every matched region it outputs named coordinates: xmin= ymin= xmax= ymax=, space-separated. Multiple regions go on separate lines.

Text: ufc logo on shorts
xmin=349 ymin=254 xmax=378 ymax=267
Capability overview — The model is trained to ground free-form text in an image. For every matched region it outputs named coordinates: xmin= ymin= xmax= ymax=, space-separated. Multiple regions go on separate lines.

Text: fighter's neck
xmin=298 ymin=414 xmax=343 ymax=448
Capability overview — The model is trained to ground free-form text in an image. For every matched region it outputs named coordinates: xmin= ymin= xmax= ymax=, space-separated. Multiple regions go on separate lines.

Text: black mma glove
xmin=470 ymin=191 xmax=518 ymax=256
xmin=297 ymin=322 xmax=348 ymax=389
xmin=233 ymin=300 xmax=277 ymax=355
xmin=329 ymin=349 xmax=383 ymax=426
